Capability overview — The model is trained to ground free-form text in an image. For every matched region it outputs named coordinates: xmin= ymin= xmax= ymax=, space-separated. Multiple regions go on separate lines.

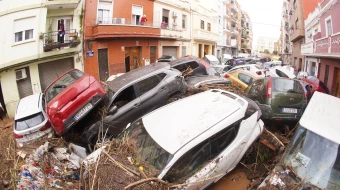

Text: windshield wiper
xmin=53 ymin=85 xmax=67 ymax=89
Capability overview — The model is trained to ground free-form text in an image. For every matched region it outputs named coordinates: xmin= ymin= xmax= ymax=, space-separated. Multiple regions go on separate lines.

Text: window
xmin=162 ymin=9 xmax=169 ymax=24
xmin=273 ymin=79 xmax=303 ymax=93
xmin=246 ymin=79 xmax=264 ymax=95
xmin=295 ymin=19 xmax=299 ymax=29
xmin=293 ymin=0 xmax=297 ymax=9
xmin=14 ymin=17 xmax=35 ymax=43
xmin=275 ymin=69 xmax=289 ymax=78
xmin=181 ymin=46 xmax=186 ymax=57
xmin=97 ymin=1 xmax=112 ymax=24
xmin=173 ymin=62 xmax=199 ymax=73
xmin=112 ymin=85 xmax=137 ymax=108
xmin=137 ymin=75 xmax=161 ymax=95
xmin=238 ymin=73 xmax=253 ymax=85
xmin=163 ymin=121 xmax=240 ymax=183
xmin=132 ymin=5 xmax=143 ymax=25
xmin=207 ymin=23 xmax=211 ymax=31
xmin=326 ymin=19 xmax=332 ymax=36
xmin=201 ymin=20 xmax=204 ymax=29
xmin=324 ymin=65 xmax=329 ymax=85
xmin=182 ymin=15 xmax=187 ymax=29
xmin=15 ymin=112 xmax=45 ymax=131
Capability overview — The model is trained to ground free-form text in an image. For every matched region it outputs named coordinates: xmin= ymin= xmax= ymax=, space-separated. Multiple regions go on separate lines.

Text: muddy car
xmin=245 ymin=77 xmax=308 ymax=122
xmin=258 ymin=92 xmax=340 ymax=189
xmin=45 ymin=69 xmax=106 ymax=135
xmin=118 ymin=89 xmax=264 ymax=189
xmin=84 ymin=62 xmax=187 ymax=151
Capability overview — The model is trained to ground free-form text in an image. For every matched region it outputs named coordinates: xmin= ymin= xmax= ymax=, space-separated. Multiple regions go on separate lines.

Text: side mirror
xmin=108 ymin=105 xmax=118 ymax=115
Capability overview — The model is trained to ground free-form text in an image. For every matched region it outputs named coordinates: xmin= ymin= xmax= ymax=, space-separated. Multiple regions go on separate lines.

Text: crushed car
xmin=225 ymin=69 xmax=264 ymax=90
xmin=119 ymin=89 xmax=264 ymax=189
xmin=245 ymin=77 xmax=308 ymax=122
xmin=258 ymin=91 xmax=340 ymax=190
xmin=83 ymin=62 xmax=187 ymax=151
xmin=44 ymin=69 xmax=106 ymax=136
xmin=14 ymin=93 xmax=53 ymax=146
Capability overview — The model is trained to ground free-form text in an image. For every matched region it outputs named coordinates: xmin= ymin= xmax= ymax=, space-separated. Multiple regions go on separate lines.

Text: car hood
xmin=47 ymin=75 xmax=90 ymax=111
xmin=186 ymin=76 xmax=231 ymax=88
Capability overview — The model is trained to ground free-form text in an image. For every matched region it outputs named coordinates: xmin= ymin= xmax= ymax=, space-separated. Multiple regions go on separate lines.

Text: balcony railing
xmin=42 ymin=29 xmax=80 ymax=52
xmin=96 ymin=17 xmax=168 ymax=29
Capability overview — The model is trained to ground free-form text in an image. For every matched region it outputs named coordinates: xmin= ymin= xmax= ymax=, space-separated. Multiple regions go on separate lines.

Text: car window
xmin=210 ymin=122 xmax=239 ymax=158
xmin=137 ymin=75 xmax=161 ymax=95
xmin=238 ymin=73 xmax=253 ymax=85
xmin=173 ymin=63 xmax=188 ymax=72
xmin=223 ymin=66 xmax=230 ymax=72
xmin=306 ymin=76 xmax=318 ymax=83
xmin=157 ymin=73 xmax=167 ymax=81
xmin=276 ymin=69 xmax=289 ymax=78
xmin=187 ymin=61 xmax=199 ymax=70
xmin=15 ymin=112 xmax=45 ymax=131
xmin=112 ymin=85 xmax=137 ymax=108
xmin=163 ymin=140 xmax=211 ymax=183
xmin=247 ymin=79 xmax=264 ymax=95
xmin=273 ymin=79 xmax=303 ymax=93
xmin=45 ymin=70 xmax=84 ymax=103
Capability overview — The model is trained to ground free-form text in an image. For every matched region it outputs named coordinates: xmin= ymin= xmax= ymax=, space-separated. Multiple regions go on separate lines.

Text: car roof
xmin=15 ymin=93 xmax=43 ymax=120
xmin=299 ymin=91 xmax=340 ymax=144
xmin=108 ymin=62 xmax=170 ymax=92
xmin=237 ymin=69 xmax=264 ymax=79
xmin=142 ymin=89 xmax=245 ymax=154
xmin=168 ymin=56 xmax=198 ymax=66
xmin=204 ymin=55 xmax=219 ymax=61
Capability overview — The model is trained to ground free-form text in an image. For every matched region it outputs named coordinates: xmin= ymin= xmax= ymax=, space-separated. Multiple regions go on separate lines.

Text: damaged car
xmin=245 ymin=77 xmax=308 ymax=122
xmin=45 ymin=69 xmax=106 ymax=136
xmin=119 ymin=89 xmax=264 ymax=189
xmin=14 ymin=93 xmax=53 ymax=146
xmin=84 ymin=62 xmax=187 ymax=151
xmin=258 ymin=91 xmax=340 ymax=189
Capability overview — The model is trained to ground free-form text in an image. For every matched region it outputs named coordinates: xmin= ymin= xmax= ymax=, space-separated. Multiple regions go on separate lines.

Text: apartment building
xmin=0 ymin=0 xmax=84 ymax=117
xmin=256 ymin=36 xmax=277 ymax=53
xmin=216 ymin=0 xmax=231 ymax=59
xmin=279 ymin=0 xmax=292 ymax=64
xmin=301 ymin=0 xmax=340 ymax=97
xmin=240 ymin=11 xmax=252 ymax=53
xmin=230 ymin=0 xmax=239 ymax=56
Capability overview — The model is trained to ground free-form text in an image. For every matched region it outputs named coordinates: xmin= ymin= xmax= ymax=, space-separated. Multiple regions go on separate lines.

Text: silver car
xmin=84 ymin=62 xmax=187 ymax=151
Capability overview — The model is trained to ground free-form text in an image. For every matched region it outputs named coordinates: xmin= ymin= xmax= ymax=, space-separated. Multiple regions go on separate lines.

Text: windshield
xmin=282 ymin=125 xmax=340 ymax=189
xmin=45 ymin=70 xmax=84 ymax=103
xmin=15 ymin=112 xmax=45 ymax=131
xmin=121 ymin=119 xmax=172 ymax=173
xmin=273 ymin=79 xmax=303 ymax=93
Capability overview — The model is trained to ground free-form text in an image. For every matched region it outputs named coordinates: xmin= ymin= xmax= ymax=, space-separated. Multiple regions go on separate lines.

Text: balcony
xmin=45 ymin=0 xmax=79 ymax=9
xmin=192 ymin=29 xmax=219 ymax=42
xmin=231 ymin=15 xmax=237 ymax=23
xmin=161 ymin=28 xmax=183 ymax=39
xmin=290 ymin=28 xmax=305 ymax=42
xmin=223 ymin=11 xmax=230 ymax=18
xmin=42 ymin=29 xmax=80 ymax=52
xmin=231 ymin=39 xmax=238 ymax=48
xmin=301 ymin=42 xmax=313 ymax=55
xmin=231 ymin=2 xmax=238 ymax=12
xmin=241 ymin=44 xmax=248 ymax=49
xmin=231 ymin=27 xmax=238 ymax=36
xmin=241 ymin=33 xmax=248 ymax=39
xmin=92 ymin=18 xmax=161 ymax=39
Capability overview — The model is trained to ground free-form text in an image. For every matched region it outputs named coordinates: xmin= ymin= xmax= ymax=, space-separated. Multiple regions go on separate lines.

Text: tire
xmin=87 ymin=131 xmax=113 ymax=152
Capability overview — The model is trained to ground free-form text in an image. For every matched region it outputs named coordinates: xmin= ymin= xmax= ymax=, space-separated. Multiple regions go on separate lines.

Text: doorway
xmin=334 ymin=68 xmax=340 ymax=98
xmin=125 ymin=47 xmax=141 ymax=72
xmin=299 ymin=58 xmax=302 ymax=72
xmin=150 ymin=46 xmax=156 ymax=63
xmin=98 ymin=49 xmax=109 ymax=82
xmin=204 ymin=45 xmax=209 ymax=57
xmin=198 ymin=44 xmax=203 ymax=58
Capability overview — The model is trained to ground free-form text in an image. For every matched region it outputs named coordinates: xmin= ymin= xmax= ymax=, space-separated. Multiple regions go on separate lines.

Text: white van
xmin=259 ymin=91 xmax=340 ymax=189
xmin=120 ymin=89 xmax=264 ymax=189
xmin=203 ymin=54 xmax=220 ymax=65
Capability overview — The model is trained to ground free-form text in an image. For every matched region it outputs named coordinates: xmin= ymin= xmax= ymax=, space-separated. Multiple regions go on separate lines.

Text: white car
xmin=121 ymin=89 xmax=264 ymax=189
xmin=265 ymin=66 xmax=296 ymax=79
xmin=227 ymin=64 xmax=266 ymax=76
xmin=213 ymin=65 xmax=233 ymax=74
xmin=14 ymin=93 xmax=54 ymax=146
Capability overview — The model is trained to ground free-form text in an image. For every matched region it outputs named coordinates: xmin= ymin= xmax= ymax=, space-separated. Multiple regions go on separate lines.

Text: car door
xmin=105 ymin=84 xmax=141 ymax=133
xmin=136 ymin=73 xmax=169 ymax=114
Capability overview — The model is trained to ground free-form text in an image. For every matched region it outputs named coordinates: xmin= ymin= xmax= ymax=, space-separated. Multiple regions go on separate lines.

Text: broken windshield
xmin=121 ymin=119 xmax=173 ymax=174
xmin=282 ymin=125 xmax=340 ymax=189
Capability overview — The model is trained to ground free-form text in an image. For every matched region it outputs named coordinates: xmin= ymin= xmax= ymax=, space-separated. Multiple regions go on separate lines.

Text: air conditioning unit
xmin=15 ymin=69 xmax=27 ymax=81
xmin=116 ymin=18 xmax=125 ymax=24
xmin=172 ymin=11 xmax=178 ymax=17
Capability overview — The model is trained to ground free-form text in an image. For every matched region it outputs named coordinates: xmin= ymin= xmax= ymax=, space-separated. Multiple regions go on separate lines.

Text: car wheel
xmin=87 ymin=132 xmax=113 ymax=152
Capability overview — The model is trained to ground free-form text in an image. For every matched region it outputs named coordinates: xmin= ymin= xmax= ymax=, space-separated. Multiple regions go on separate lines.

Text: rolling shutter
xmin=162 ymin=46 xmax=177 ymax=57
xmin=38 ymin=58 xmax=74 ymax=92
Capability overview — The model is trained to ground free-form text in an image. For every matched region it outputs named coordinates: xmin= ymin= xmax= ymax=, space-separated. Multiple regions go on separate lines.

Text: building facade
xmin=230 ymin=0 xmax=239 ymax=56
xmin=256 ymin=36 xmax=277 ymax=53
xmin=240 ymin=11 xmax=252 ymax=53
xmin=302 ymin=0 xmax=340 ymax=97
xmin=279 ymin=0 xmax=292 ymax=64
xmin=0 ymin=0 xmax=84 ymax=117
xmin=216 ymin=0 xmax=231 ymax=59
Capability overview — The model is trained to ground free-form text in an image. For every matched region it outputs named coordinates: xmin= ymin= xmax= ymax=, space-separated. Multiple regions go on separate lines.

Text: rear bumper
xmin=259 ymin=104 xmax=302 ymax=121
xmin=63 ymin=94 xmax=104 ymax=133
xmin=16 ymin=127 xmax=54 ymax=147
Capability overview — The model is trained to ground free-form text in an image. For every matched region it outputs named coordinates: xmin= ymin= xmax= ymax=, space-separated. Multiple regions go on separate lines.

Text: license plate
xmin=74 ymin=103 xmax=93 ymax=120
xmin=282 ymin=108 xmax=298 ymax=113
xmin=25 ymin=132 xmax=40 ymax=141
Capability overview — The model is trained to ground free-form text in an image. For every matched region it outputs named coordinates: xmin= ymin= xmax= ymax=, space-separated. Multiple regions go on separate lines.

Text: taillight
xmin=224 ymin=74 xmax=230 ymax=78
xmin=256 ymin=71 xmax=262 ymax=75
xmin=40 ymin=121 xmax=51 ymax=131
xmin=14 ymin=133 xmax=23 ymax=139
xmin=266 ymin=77 xmax=272 ymax=98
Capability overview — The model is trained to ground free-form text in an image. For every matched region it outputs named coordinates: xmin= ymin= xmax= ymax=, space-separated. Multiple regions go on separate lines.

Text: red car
xmin=44 ymin=69 xmax=106 ymax=135
xmin=300 ymin=76 xmax=330 ymax=94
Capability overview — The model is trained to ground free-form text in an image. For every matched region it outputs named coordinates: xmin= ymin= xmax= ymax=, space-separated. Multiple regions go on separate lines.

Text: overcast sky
xmin=236 ymin=0 xmax=283 ymax=49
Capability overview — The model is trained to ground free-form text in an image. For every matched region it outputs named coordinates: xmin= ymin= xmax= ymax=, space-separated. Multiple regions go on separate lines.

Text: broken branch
xmin=240 ymin=162 xmax=253 ymax=173
xmin=103 ymin=151 xmax=140 ymax=177
xmin=124 ymin=177 xmax=168 ymax=189
xmin=264 ymin=128 xmax=285 ymax=147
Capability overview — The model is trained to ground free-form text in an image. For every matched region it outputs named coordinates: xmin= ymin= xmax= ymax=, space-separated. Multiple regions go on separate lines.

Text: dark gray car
xmin=84 ymin=62 xmax=187 ymax=151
